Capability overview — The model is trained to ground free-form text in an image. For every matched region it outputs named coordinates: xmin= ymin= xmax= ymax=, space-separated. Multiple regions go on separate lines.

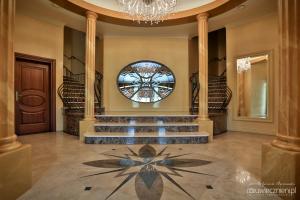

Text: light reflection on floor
xmin=17 ymin=131 xmax=281 ymax=200
xmin=82 ymin=145 xmax=213 ymax=200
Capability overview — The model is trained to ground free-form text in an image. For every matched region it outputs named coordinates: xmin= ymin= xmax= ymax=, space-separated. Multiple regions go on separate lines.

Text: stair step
xmin=84 ymin=132 xmax=208 ymax=144
xmin=95 ymin=115 xmax=198 ymax=123
xmin=208 ymin=85 xmax=227 ymax=89
xmin=64 ymin=85 xmax=85 ymax=88
xmin=208 ymin=94 xmax=226 ymax=96
xmin=67 ymin=105 xmax=102 ymax=109
xmin=209 ymin=89 xmax=226 ymax=92
xmin=94 ymin=122 xmax=199 ymax=133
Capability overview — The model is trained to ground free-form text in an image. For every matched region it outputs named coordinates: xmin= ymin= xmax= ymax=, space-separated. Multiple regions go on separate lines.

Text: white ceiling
xmin=16 ymin=0 xmax=277 ymax=37
xmin=85 ymin=0 xmax=215 ymax=12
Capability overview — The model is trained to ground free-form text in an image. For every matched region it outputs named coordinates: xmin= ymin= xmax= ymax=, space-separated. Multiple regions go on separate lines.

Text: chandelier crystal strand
xmin=237 ymin=57 xmax=252 ymax=73
xmin=117 ymin=0 xmax=177 ymax=24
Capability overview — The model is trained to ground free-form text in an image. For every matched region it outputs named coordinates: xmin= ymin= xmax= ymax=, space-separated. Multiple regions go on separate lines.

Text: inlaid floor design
xmin=18 ymin=132 xmax=281 ymax=200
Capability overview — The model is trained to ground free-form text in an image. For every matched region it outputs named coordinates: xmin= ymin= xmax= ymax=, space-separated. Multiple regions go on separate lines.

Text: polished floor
xmin=18 ymin=132 xmax=281 ymax=200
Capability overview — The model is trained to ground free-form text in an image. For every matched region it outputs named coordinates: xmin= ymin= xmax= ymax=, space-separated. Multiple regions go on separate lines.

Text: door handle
xmin=16 ymin=91 xmax=22 ymax=101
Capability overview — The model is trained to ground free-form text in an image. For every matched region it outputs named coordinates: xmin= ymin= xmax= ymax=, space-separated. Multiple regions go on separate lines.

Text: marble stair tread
xmin=85 ymin=132 xmax=208 ymax=137
xmin=84 ymin=132 xmax=209 ymax=144
xmin=94 ymin=122 xmax=199 ymax=127
xmin=95 ymin=114 xmax=198 ymax=117
xmin=95 ymin=115 xmax=198 ymax=123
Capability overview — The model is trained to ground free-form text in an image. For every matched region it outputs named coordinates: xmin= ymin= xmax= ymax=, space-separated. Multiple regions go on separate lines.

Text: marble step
xmin=84 ymin=132 xmax=208 ymax=144
xmin=208 ymin=93 xmax=227 ymax=97
xmin=208 ymin=85 xmax=227 ymax=89
xmin=63 ymin=88 xmax=85 ymax=92
xmin=64 ymin=107 xmax=104 ymax=114
xmin=94 ymin=122 xmax=199 ymax=133
xmin=209 ymin=89 xmax=226 ymax=93
xmin=95 ymin=115 xmax=198 ymax=123
xmin=64 ymin=84 xmax=85 ymax=89
xmin=63 ymin=92 xmax=85 ymax=97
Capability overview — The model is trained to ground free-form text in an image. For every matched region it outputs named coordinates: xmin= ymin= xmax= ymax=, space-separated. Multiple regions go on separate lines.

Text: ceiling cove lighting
xmin=116 ymin=0 xmax=177 ymax=24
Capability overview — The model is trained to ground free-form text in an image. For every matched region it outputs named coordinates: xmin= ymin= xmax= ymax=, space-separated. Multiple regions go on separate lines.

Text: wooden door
xmin=15 ymin=60 xmax=50 ymax=135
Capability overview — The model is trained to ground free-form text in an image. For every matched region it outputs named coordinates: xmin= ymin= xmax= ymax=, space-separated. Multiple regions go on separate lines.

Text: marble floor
xmin=18 ymin=132 xmax=281 ymax=200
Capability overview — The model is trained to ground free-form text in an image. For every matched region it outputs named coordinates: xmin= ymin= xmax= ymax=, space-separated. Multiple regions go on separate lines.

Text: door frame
xmin=15 ymin=52 xmax=56 ymax=132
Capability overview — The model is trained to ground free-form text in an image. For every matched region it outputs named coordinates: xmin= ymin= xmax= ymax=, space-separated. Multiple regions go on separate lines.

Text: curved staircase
xmin=190 ymin=73 xmax=232 ymax=135
xmin=58 ymin=67 xmax=103 ymax=136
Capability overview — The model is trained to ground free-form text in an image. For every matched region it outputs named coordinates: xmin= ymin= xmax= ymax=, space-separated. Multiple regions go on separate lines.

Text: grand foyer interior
xmin=0 ymin=0 xmax=299 ymax=200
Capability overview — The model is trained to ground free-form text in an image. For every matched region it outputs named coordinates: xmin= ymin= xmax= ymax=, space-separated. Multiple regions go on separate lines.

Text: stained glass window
xmin=117 ymin=61 xmax=175 ymax=103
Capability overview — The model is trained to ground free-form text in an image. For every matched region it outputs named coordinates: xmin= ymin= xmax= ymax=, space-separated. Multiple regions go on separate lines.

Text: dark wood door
xmin=15 ymin=60 xmax=50 ymax=135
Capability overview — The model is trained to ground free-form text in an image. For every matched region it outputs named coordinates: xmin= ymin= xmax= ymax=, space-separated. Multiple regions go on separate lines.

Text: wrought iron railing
xmin=190 ymin=71 xmax=232 ymax=114
xmin=190 ymin=72 xmax=200 ymax=114
xmin=59 ymin=55 xmax=103 ymax=112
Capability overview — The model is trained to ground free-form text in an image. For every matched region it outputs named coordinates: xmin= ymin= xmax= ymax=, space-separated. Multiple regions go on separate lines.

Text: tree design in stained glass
xmin=117 ymin=61 xmax=175 ymax=103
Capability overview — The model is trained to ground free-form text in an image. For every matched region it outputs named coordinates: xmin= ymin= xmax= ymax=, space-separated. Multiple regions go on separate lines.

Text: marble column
xmin=84 ymin=11 xmax=98 ymax=120
xmin=262 ymin=1 xmax=299 ymax=200
xmin=0 ymin=0 xmax=21 ymax=153
xmin=0 ymin=0 xmax=32 ymax=199
xmin=80 ymin=11 xmax=98 ymax=141
xmin=196 ymin=13 xmax=213 ymax=141
xmin=271 ymin=0 xmax=300 ymax=153
xmin=197 ymin=13 xmax=209 ymax=120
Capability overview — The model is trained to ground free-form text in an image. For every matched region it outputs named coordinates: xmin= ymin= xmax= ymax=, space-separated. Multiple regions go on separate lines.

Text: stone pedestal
xmin=0 ymin=0 xmax=32 ymax=199
xmin=198 ymin=119 xmax=213 ymax=142
xmin=262 ymin=144 xmax=299 ymax=200
xmin=0 ymin=145 xmax=32 ymax=200
xmin=262 ymin=1 xmax=300 ymax=199
xmin=80 ymin=119 xmax=95 ymax=141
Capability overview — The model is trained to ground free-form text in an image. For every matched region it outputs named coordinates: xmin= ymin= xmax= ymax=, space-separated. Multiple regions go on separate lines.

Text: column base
xmin=197 ymin=118 xmax=213 ymax=142
xmin=0 ymin=135 xmax=22 ymax=153
xmin=262 ymin=143 xmax=299 ymax=200
xmin=79 ymin=118 xmax=96 ymax=141
xmin=0 ymin=144 xmax=32 ymax=200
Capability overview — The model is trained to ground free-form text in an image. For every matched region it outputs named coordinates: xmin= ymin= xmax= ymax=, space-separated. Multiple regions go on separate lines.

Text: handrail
xmin=64 ymin=54 xmax=85 ymax=66
xmin=190 ymin=71 xmax=232 ymax=114
xmin=220 ymin=69 xmax=227 ymax=77
xmin=190 ymin=72 xmax=200 ymax=114
xmin=59 ymin=66 xmax=103 ymax=111
xmin=95 ymin=71 xmax=103 ymax=107
xmin=63 ymin=65 xmax=73 ymax=77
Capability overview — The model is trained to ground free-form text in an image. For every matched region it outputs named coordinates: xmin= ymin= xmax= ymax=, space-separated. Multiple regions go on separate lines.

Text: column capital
xmin=86 ymin=10 xmax=98 ymax=20
xmin=196 ymin=13 xmax=209 ymax=21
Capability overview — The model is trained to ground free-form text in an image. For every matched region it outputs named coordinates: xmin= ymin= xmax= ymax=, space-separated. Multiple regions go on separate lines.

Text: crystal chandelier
xmin=237 ymin=57 xmax=252 ymax=73
xmin=116 ymin=0 xmax=177 ymax=24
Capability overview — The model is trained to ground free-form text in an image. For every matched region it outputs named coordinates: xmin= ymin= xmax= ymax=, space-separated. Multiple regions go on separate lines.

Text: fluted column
xmin=197 ymin=13 xmax=209 ymax=120
xmin=84 ymin=11 xmax=98 ymax=120
xmin=271 ymin=0 xmax=300 ymax=152
xmin=0 ymin=0 xmax=21 ymax=153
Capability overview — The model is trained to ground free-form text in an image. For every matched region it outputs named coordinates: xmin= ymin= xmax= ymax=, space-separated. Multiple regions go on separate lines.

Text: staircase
xmin=58 ymin=67 xmax=103 ymax=136
xmin=59 ymin=76 xmax=102 ymax=112
xmin=190 ymin=72 xmax=232 ymax=135
xmin=84 ymin=115 xmax=209 ymax=144
xmin=208 ymin=75 xmax=232 ymax=114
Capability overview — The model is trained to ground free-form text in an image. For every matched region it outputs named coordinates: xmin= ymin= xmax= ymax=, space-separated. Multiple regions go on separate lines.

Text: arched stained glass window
xmin=117 ymin=61 xmax=176 ymax=103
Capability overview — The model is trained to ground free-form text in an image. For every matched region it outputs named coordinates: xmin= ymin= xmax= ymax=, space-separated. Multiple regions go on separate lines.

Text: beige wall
xmin=103 ymin=36 xmax=189 ymax=115
xmin=15 ymin=13 xmax=64 ymax=131
xmin=226 ymin=13 xmax=279 ymax=135
xmin=64 ymin=27 xmax=103 ymax=74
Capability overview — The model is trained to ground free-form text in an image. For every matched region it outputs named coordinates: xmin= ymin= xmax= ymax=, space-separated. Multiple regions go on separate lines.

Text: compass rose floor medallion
xmin=19 ymin=144 xmax=281 ymax=200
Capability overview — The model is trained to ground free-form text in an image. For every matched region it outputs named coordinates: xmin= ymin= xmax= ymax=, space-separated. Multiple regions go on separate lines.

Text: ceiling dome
xmin=85 ymin=0 xmax=215 ymax=13
xmin=50 ymin=0 xmax=246 ymax=26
